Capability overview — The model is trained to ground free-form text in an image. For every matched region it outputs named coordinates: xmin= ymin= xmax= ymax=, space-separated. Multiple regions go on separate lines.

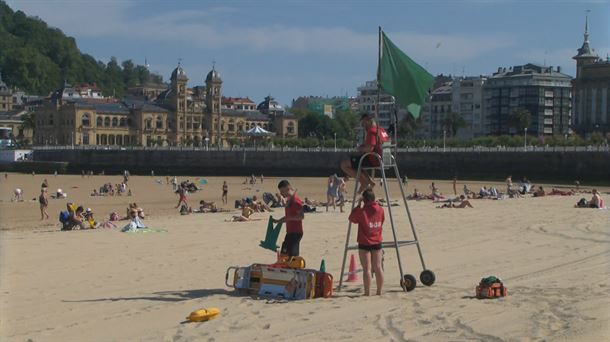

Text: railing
xmin=29 ymin=145 xmax=610 ymax=153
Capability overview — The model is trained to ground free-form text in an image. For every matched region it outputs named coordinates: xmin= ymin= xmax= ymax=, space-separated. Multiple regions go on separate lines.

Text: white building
xmin=357 ymin=80 xmax=403 ymax=129
xmin=451 ymin=76 xmax=486 ymax=138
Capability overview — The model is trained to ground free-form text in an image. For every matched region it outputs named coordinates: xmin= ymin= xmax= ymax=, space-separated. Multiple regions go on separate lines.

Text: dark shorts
xmin=350 ymin=154 xmax=374 ymax=170
xmin=358 ymin=243 xmax=382 ymax=251
xmin=281 ymin=233 xmax=303 ymax=257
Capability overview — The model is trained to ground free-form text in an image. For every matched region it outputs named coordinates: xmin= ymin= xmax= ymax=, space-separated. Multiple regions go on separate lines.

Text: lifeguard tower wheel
xmin=420 ymin=270 xmax=436 ymax=286
xmin=401 ymin=274 xmax=417 ymax=292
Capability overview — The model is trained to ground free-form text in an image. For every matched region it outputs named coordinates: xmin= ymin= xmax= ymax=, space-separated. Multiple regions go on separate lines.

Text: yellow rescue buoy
xmin=186 ymin=308 xmax=220 ymax=322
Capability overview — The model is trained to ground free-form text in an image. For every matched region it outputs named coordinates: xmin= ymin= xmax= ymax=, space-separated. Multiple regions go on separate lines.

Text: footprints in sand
xmin=374 ymin=314 xmax=408 ymax=342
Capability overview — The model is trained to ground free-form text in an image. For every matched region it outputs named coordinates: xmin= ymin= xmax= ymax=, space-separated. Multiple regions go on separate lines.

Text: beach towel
xmin=121 ymin=217 xmax=147 ymax=232
xmin=123 ymin=228 xmax=167 ymax=234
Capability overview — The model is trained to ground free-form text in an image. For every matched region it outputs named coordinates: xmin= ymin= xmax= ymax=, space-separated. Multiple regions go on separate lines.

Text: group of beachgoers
xmin=91 ymin=182 xmax=131 ymax=197
xmin=59 ymin=201 xmax=146 ymax=231
xmin=243 ymin=174 xmax=264 ymax=185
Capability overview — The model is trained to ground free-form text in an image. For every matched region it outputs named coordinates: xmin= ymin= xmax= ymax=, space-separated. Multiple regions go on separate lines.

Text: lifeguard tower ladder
xmin=337 ymin=144 xmax=436 ymax=292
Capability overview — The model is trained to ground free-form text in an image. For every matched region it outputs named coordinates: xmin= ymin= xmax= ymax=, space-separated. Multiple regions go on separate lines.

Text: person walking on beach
xmin=175 ymin=185 xmax=188 ymax=209
xmin=348 ymin=189 xmax=384 ymax=296
xmin=273 ymin=180 xmax=304 ymax=257
xmin=222 ymin=181 xmax=228 ymax=205
xmin=326 ymin=174 xmax=339 ymax=212
xmin=39 ymin=188 xmax=49 ymax=220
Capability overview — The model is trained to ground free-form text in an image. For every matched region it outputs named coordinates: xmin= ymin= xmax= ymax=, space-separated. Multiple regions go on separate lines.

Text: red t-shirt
xmin=364 ymin=126 xmax=389 ymax=166
xmin=349 ymin=201 xmax=384 ymax=246
xmin=285 ymin=194 xmax=304 ymax=234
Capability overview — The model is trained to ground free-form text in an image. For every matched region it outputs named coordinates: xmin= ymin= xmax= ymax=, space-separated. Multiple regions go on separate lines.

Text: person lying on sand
xmin=228 ymin=205 xmax=255 ymax=222
xmin=304 ymin=197 xmax=321 ymax=206
xmin=549 ymin=188 xmax=575 ymax=196
xmin=406 ymin=188 xmax=430 ymax=200
xmin=533 ymin=186 xmax=546 ymax=197
xmin=197 ymin=200 xmax=218 ymax=213
xmin=436 ymin=195 xmax=474 ymax=208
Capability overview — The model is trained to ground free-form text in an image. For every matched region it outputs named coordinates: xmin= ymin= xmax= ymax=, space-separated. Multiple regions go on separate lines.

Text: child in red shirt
xmin=273 ymin=180 xmax=304 ymax=257
xmin=348 ymin=189 xmax=384 ymax=295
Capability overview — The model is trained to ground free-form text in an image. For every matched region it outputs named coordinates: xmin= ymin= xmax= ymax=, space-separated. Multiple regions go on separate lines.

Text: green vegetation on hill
xmin=0 ymin=1 xmax=152 ymax=97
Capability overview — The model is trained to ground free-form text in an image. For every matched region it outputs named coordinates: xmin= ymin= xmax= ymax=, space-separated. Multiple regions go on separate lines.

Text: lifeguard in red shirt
xmin=273 ymin=180 xmax=304 ymax=257
xmin=348 ymin=189 xmax=385 ymax=296
xmin=340 ymin=113 xmax=389 ymax=193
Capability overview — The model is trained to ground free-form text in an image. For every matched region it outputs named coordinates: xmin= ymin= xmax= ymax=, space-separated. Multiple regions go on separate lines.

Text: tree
xmin=397 ymin=113 xmax=420 ymax=139
xmin=508 ymin=107 xmax=531 ymax=132
xmin=0 ymin=3 xmax=150 ymax=96
xmin=441 ymin=112 xmax=466 ymax=137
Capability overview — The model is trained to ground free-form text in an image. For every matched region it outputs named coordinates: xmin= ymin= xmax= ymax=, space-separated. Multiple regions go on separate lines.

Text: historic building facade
xmin=571 ymin=17 xmax=610 ymax=137
xmin=33 ymin=64 xmax=299 ymax=147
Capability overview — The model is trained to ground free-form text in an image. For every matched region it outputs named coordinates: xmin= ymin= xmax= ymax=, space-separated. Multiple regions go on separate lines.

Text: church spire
xmin=583 ymin=11 xmax=589 ymax=44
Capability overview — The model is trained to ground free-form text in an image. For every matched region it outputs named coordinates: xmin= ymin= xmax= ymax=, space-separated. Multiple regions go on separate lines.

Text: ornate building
xmin=572 ymin=16 xmax=610 ymax=137
xmin=33 ymin=63 xmax=298 ymax=147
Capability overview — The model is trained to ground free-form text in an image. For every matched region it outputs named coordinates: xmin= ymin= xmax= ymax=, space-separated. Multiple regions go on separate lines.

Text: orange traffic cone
xmin=347 ymin=254 xmax=358 ymax=282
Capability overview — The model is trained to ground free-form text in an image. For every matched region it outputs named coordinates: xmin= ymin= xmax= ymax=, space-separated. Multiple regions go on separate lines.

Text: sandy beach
xmin=1 ymin=173 xmax=609 ymax=341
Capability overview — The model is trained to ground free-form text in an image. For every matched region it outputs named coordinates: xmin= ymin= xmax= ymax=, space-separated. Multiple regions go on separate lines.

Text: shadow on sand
xmin=63 ymin=288 xmax=237 ymax=303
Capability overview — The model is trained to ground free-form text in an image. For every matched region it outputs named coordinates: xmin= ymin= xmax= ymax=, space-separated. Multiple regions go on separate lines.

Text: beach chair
xmin=338 ymin=141 xmax=436 ymax=293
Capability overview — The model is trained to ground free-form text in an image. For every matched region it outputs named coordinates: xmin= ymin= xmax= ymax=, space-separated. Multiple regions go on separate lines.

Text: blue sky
xmin=6 ymin=0 xmax=610 ymax=106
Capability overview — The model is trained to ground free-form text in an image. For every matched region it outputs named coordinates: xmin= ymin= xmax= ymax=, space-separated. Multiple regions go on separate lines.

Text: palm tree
xmin=441 ymin=112 xmax=466 ymax=137
xmin=508 ymin=107 xmax=531 ymax=132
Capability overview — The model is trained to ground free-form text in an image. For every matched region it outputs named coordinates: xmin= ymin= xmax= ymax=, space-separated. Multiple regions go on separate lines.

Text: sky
xmin=6 ymin=0 xmax=610 ymax=106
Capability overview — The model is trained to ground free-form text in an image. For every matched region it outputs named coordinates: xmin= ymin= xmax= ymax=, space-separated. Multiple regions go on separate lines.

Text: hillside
xmin=0 ymin=0 xmax=152 ymax=98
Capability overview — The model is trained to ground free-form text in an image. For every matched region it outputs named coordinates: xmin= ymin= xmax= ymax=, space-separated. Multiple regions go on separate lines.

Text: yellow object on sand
xmin=186 ymin=308 xmax=220 ymax=322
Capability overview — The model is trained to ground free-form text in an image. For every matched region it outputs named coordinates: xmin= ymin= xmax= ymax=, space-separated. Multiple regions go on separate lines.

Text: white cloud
xmin=6 ymin=0 xmax=514 ymax=63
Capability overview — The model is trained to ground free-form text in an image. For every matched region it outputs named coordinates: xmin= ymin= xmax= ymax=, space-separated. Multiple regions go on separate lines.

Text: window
xmin=82 ymin=113 xmax=91 ymax=127
xmin=287 ymin=121 xmax=295 ymax=134
xmin=228 ymin=120 xmax=235 ymax=132
xmin=109 ymin=135 xmax=115 ymax=145
xmin=156 ymin=116 xmax=163 ymax=129
xmin=82 ymin=133 xmax=89 ymax=145
xmin=96 ymin=117 xmax=103 ymax=127
xmin=112 ymin=117 xmax=118 ymax=127
xmin=120 ymin=118 xmax=127 ymax=127
xmin=145 ymin=118 xmax=153 ymax=130
xmin=104 ymin=117 xmax=110 ymax=127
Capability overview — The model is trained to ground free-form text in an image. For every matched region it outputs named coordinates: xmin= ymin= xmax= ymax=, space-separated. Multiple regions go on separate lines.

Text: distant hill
xmin=0 ymin=0 xmax=152 ymax=98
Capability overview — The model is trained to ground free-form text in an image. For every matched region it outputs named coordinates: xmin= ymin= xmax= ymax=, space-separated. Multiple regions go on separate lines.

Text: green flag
xmin=378 ymin=30 xmax=434 ymax=119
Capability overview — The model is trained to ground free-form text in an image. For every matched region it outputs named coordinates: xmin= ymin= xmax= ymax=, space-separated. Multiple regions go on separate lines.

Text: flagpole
xmin=376 ymin=26 xmax=381 ymax=125
xmin=375 ymin=26 xmax=382 ymax=161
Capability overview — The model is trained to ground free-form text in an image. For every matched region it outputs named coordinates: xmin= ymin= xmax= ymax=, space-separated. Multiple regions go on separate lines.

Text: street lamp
xmin=204 ymin=137 xmax=209 ymax=151
xmin=334 ymin=133 xmax=337 ymax=152
xmin=443 ymin=129 xmax=446 ymax=152
xmin=524 ymin=127 xmax=528 ymax=151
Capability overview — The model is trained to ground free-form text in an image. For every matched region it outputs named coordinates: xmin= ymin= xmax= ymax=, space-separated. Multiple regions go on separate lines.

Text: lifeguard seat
xmin=338 ymin=145 xmax=436 ymax=293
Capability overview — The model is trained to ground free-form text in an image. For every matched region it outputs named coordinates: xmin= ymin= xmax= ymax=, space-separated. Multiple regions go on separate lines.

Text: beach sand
xmin=1 ymin=173 xmax=609 ymax=341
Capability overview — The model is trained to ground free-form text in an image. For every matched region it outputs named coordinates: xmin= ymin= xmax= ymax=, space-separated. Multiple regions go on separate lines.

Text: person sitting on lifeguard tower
xmin=340 ymin=113 xmax=389 ymax=193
